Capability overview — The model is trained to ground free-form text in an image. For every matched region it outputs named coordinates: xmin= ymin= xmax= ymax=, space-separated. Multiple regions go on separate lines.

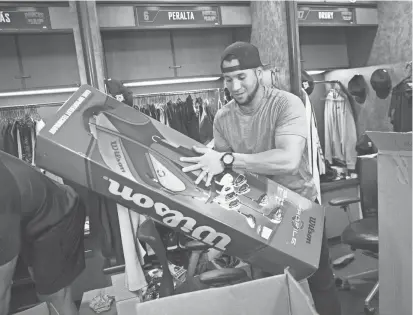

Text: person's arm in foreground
xmin=0 ymin=257 xmax=18 ymax=315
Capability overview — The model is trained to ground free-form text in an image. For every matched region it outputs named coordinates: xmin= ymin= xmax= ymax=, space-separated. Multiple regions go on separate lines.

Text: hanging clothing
xmin=0 ymin=122 xmax=18 ymax=156
xmin=184 ymin=95 xmax=201 ymax=142
xmin=133 ymin=90 xmax=221 ymax=143
xmin=0 ymin=116 xmax=36 ymax=160
xmin=199 ymin=99 xmax=218 ymax=145
xmin=324 ymin=88 xmax=358 ymax=170
xmin=302 ymin=89 xmax=324 ymax=202
xmin=388 ymin=77 xmax=412 ymax=132
xmin=18 ymin=118 xmax=36 ymax=164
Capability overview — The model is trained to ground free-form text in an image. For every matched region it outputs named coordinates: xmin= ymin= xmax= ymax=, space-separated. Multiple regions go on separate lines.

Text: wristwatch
xmin=221 ymin=152 xmax=235 ymax=171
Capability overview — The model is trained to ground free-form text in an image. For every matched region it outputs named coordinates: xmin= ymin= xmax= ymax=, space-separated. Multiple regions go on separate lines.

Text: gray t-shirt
xmin=213 ymin=87 xmax=317 ymax=201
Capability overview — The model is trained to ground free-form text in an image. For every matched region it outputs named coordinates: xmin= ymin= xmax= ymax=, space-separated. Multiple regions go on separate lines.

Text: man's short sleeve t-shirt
xmin=0 ymin=151 xmax=79 ymax=264
xmin=213 ymin=87 xmax=317 ymax=200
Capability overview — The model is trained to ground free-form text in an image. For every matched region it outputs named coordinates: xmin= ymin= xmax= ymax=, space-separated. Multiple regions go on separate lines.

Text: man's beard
xmin=236 ymin=78 xmax=260 ymax=107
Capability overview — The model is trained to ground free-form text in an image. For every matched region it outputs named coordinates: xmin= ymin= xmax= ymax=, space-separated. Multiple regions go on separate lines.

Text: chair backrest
xmin=356 ymin=154 xmax=378 ymax=218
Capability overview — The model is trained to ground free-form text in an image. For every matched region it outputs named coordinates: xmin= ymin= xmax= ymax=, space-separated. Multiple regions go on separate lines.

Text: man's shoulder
xmin=267 ymin=88 xmax=303 ymax=106
xmin=266 ymin=88 xmax=305 ymax=116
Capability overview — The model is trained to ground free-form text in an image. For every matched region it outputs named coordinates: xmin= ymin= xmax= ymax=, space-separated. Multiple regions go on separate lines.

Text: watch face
xmin=223 ymin=154 xmax=234 ymax=165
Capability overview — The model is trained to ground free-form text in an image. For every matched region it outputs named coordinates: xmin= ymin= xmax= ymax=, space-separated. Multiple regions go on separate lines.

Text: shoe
xmin=178 ymin=234 xmax=194 ymax=249
xmin=215 ymin=173 xmax=234 ymax=186
xmin=222 ymin=198 xmax=241 ymax=211
xmin=238 ymin=211 xmax=256 ymax=228
xmin=216 ymin=184 xmax=235 ymax=195
xmin=235 ymin=183 xmax=250 ymax=195
xmin=257 ymin=194 xmax=269 ymax=206
xmin=163 ymin=232 xmax=178 ymax=251
xmin=332 ymin=253 xmax=355 ymax=269
xmin=234 ymin=174 xmax=247 ymax=187
xmin=214 ymin=254 xmax=240 ymax=268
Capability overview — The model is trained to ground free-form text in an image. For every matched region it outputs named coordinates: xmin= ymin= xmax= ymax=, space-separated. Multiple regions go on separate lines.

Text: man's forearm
xmin=233 ymin=149 xmax=300 ymax=176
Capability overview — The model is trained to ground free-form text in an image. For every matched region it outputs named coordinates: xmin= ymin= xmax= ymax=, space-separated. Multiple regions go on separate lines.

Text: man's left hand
xmin=180 ymin=146 xmax=224 ymax=186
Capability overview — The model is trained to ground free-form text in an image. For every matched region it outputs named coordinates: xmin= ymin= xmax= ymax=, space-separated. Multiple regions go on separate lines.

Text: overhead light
xmin=124 ymin=76 xmax=221 ymax=87
xmin=0 ymin=87 xmax=78 ymax=98
xmin=307 ymin=70 xmax=326 ymax=75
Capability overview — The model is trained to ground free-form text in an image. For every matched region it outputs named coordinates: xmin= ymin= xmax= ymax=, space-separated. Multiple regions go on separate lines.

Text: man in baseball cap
xmin=219 ymin=41 xmax=264 ymax=106
xmin=302 ymin=70 xmax=315 ymax=96
xmin=180 ymin=41 xmax=342 ymax=315
xmin=105 ymin=78 xmax=134 ymax=107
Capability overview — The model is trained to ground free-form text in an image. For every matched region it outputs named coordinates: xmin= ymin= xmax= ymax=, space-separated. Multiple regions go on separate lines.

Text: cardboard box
xmin=80 ymin=274 xmax=314 ymax=315
xmin=132 ymin=269 xmax=317 ymax=315
xmin=367 ymin=132 xmax=412 ymax=315
xmin=13 ymin=303 xmax=48 ymax=315
xmin=36 ymin=85 xmax=325 ymax=280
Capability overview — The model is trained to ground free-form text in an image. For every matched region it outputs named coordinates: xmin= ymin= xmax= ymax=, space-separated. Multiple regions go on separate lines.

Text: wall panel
xmin=250 ymin=0 xmax=291 ymax=91
xmin=0 ymin=35 xmax=22 ymax=92
xmin=18 ymin=33 xmax=80 ymax=89
xmin=102 ymin=30 xmax=175 ymax=81
xmin=367 ymin=1 xmax=412 ymax=65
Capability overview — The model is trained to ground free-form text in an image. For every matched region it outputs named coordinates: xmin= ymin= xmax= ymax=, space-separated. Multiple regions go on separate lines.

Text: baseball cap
xmin=370 ymin=69 xmax=392 ymax=99
xmin=348 ymin=74 xmax=367 ymax=104
xmin=301 ymin=70 xmax=315 ymax=96
xmin=104 ymin=78 xmax=133 ymax=107
xmin=220 ymin=42 xmax=263 ymax=73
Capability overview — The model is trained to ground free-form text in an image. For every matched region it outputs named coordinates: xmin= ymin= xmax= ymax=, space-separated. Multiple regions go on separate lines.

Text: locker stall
xmin=97 ymin=3 xmax=251 ymax=95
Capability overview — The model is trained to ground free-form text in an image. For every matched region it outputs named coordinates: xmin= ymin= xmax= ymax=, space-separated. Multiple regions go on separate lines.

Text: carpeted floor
xmin=329 ymin=243 xmax=379 ymax=315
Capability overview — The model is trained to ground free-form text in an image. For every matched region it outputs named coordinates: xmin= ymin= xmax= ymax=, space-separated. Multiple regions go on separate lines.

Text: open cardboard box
xmin=128 ymin=269 xmax=317 ymax=315
xmin=366 ymin=131 xmax=412 ymax=315
xmin=36 ymin=85 xmax=325 ymax=280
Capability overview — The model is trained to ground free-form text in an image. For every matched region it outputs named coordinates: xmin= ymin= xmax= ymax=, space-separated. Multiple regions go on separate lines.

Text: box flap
xmin=285 ymin=269 xmax=318 ymax=315
xmin=135 ymin=275 xmax=289 ymax=315
xmin=14 ymin=303 xmax=48 ymax=315
xmin=367 ymin=131 xmax=412 ymax=152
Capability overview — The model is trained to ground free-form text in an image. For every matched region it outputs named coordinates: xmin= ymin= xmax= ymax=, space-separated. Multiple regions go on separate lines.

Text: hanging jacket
xmin=388 ymin=78 xmax=412 ymax=132
xmin=324 ymin=88 xmax=358 ymax=170
xmin=196 ymin=97 xmax=203 ymax=119
xmin=157 ymin=104 xmax=168 ymax=126
xmin=199 ymin=99 xmax=215 ymax=144
xmin=8 ymin=122 xmax=19 ymax=158
xmin=19 ymin=118 xmax=34 ymax=164
xmin=175 ymin=100 xmax=189 ymax=136
xmin=0 ymin=121 xmax=8 ymax=152
xmin=302 ymin=90 xmax=326 ymax=175
xmin=302 ymin=89 xmax=324 ymax=202
xmin=149 ymin=104 xmax=158 ymax=120
xmin=184 ymin=95 xmax=200 ymax=142
xmin=166 ymin=101 xmax=181 ymax=132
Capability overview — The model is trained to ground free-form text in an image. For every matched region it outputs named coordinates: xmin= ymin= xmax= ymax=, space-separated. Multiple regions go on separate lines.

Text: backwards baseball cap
xmin=220 ymin=42 xmax=263 ymax=73
xmin=301 ymin=70 xmax=314 ymax=96
xmin=370 ymin=69 xmax=392 ymax=99
xmin=105 ymin=78 xmax=133 ymax=107
xmin=348 ymin=74 xmax=367 ymax=104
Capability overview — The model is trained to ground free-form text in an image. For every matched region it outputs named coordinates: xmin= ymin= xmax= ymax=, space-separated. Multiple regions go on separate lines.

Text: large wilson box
xmin=36 ymin=85 xmax=325 ymax=280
